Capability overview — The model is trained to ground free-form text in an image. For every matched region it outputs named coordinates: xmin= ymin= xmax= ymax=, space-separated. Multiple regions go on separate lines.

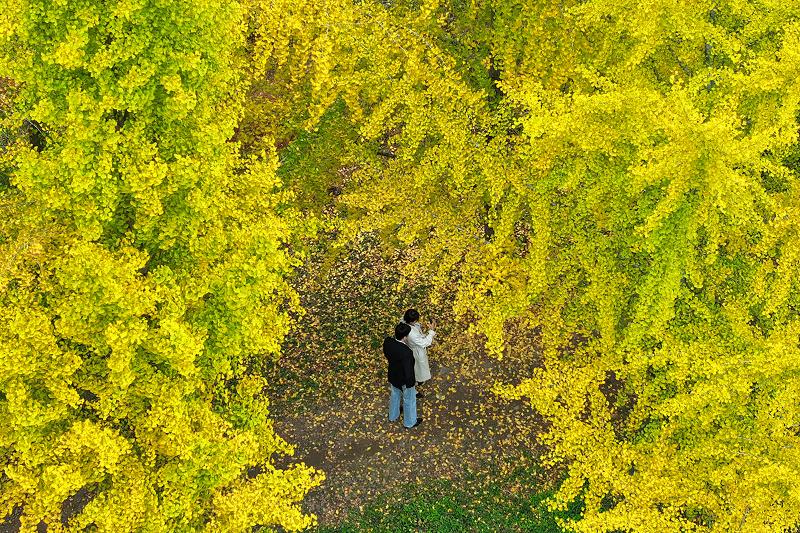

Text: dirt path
xmin=263 ymin=237 xmax=547 ymax=525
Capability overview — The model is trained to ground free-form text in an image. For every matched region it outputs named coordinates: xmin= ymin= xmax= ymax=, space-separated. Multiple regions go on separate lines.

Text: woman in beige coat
xmin=402 ymin=308 xmax=435 ymax=397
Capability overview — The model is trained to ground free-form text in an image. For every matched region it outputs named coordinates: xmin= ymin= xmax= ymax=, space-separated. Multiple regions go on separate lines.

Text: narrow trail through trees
xmin=262 ymin=236 xmax=549 ymax=524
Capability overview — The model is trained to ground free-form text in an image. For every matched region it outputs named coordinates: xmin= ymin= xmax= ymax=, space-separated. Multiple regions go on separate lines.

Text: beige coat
xmin=406 ymin=322 xmax=435 ymax=382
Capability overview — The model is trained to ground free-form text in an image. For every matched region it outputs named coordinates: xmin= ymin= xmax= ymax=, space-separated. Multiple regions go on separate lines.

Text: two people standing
xmin=383 ymin=308 xmax=436 ymax=429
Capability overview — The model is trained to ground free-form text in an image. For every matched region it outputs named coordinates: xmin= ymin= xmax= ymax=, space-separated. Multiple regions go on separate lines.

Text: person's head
xmin=403 ymin=308 xmax=420 ymax=324
xmin=394 ymin=322 xmax=412 ymax=340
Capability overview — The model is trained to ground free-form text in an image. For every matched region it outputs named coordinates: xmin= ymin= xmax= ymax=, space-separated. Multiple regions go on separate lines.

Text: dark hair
xmin=394 ymin=322 xmax=411 ymax=340
xmin=403 ymin=308 xmax=420 ymax=324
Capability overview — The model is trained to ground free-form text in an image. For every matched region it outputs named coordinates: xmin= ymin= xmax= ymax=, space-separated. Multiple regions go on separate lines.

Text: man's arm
xmin=382 ymin=337 xmax=392 ymax=361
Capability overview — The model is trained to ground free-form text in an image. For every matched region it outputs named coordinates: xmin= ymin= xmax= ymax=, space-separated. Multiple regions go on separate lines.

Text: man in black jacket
xmin=383 ymin=322 xmax=422 ymax=429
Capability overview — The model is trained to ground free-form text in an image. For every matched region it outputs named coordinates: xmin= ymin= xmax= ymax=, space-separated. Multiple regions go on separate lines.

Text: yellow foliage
xmin=0 ymin=0 xmax=320 ymax=530
xmin=252 ymin=0 xmax=800 ymax=529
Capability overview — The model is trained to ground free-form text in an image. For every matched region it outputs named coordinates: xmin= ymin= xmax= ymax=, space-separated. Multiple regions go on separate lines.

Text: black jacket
xmin=383 ymin=336 xmax=416 ymax=389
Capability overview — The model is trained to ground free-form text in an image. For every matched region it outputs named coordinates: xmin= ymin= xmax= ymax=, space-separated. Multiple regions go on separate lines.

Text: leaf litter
xmin=260 ymin=234 xmax=551 ymax=525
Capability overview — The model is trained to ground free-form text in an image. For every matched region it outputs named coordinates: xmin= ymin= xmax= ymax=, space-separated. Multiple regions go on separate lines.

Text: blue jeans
xmin=388 ymin=385 xmax=417 ymax=428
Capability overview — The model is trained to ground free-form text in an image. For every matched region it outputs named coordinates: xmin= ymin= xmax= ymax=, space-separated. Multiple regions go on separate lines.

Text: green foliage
xmin=0 ymin=0 xmax=320 ymax=531
xmin=274 ymin=101 xmax=371 ymax=217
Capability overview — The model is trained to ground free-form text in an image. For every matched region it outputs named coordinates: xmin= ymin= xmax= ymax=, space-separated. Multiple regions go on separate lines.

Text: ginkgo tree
xmin=253 ymin=0 xmax=800 ymax=530
xmin=489 ymin=2 xmax=800 ymax=530
xmin=0 ymin=0 xmax=320 ymax=531
xmin=6 ymin=0 xmax=800 ymax=529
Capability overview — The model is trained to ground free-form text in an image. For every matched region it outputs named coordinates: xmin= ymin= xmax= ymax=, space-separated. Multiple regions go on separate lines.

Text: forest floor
xmin=262 ymin=235 xmax=551 ymax=526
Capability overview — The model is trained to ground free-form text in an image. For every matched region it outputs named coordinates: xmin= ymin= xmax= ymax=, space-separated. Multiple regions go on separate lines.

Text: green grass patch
xmin=314 ymin=464 xmax=580 ymax=533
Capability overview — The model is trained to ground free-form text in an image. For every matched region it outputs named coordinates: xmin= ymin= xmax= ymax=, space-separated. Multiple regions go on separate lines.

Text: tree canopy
xmin=3 ymin=0 xmax=800 ymax=530
xmin=255 ymin=0 xmax=800 ymax=529
xmin=1 ymin=0 xmax=320 ymax=530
